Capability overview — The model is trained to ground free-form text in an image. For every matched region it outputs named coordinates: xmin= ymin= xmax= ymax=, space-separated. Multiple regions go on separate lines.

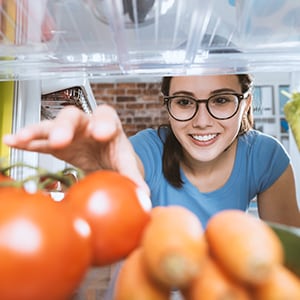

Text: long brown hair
xmin=159 ymin=74 xmax=254 ymax=188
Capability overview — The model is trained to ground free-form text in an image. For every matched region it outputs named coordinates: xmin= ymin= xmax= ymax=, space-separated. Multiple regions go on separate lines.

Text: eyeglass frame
xmin=163 ymin=91 xmax=250 ymax=121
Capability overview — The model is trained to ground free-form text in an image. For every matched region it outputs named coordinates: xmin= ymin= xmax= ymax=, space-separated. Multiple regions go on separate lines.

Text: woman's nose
xmin=191 ymin=103 xmax=213 ymax=127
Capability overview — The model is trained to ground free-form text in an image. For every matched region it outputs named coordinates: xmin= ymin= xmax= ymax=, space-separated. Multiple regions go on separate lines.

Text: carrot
xmin=205 ymin=209 xmax=284 ymax=285
xmin=113 ymin=247 xmax=170 ymax=300
xmin=141 ymin=205 xmax=208 ymax=289
xmin=251 ymin=264 xmax=300 ymax=300
xmin=182 ymin=257 xmax=251 ymax=300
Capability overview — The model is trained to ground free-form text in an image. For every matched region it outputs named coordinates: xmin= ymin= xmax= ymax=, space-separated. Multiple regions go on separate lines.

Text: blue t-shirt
xmin=130 ymin=128 xmax=290 ymax=228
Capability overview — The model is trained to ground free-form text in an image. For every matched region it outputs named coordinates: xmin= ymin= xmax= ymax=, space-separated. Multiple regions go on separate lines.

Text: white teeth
xmin=192 ymin=134 xmax=217 ymax=142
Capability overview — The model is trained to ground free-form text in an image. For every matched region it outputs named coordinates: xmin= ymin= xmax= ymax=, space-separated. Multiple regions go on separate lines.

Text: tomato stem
xmin=0 ymin=162 xmax=42 ymax=174
xmin=0 ymin=160 xmax=84 ymax=191
xmin=0 ymin=180 xmax=23 ymax=188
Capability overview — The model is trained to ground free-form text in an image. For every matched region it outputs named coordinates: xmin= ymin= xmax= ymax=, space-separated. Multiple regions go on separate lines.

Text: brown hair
xmin=159 ymin=74 xmax=254 ymax=188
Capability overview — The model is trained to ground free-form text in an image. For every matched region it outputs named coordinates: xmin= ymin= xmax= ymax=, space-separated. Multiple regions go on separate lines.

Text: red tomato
xmin=0 ymin=173 xmax=23 ymax=195
xmin=0 ymin=188 xmax=92 ymax=300
xmin=63 ymin=170 xmax=152 ymax=266
xmin=0 ymin=172 xmax=13 ymax=183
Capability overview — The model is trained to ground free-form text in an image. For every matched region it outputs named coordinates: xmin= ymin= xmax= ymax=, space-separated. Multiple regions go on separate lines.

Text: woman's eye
xmin=175 ymin=98 xmax=194 ymax=106
xmin=213 ymin=96 xmax=231 ymax=104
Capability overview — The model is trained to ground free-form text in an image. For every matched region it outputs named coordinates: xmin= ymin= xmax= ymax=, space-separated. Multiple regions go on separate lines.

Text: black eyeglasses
xmin=163 ymin=92 xmax=249 ymax=121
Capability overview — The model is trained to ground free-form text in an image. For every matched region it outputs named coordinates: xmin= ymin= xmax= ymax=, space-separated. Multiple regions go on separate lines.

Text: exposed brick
xmin=91 ymin=80 xmax=168 ymax=136
xmin=96 ymin=96 xmax=114 ymax=104
xmin=97 ymin=83 xmax=115 ymax=89
xmin=145 ymin=102 xmax=164 ymax=109
xmin=126 ymin=89 xmax=142 ymax=95
xmin=136 ymin=83 xmax=147 ymax=89
xmin=126 ymin=103 xmax=144 ymax=110
xmin=116 ymin=83 xmax=136 ymax=89
xmin=107 ymin=88 xmax=125 ymax=95
xmin=116 ymin=96 xmax=136 ymax=102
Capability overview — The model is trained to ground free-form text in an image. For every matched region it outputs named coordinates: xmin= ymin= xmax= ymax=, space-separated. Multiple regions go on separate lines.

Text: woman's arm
xmin=3 ymin=104 xmax=149 ymax=194
xmin=257 ymin=164 xmax=300 ymax=227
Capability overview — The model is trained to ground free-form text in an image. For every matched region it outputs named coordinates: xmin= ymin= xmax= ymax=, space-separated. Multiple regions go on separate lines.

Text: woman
xmin=3 ymin=74 xmax=300 ymax=227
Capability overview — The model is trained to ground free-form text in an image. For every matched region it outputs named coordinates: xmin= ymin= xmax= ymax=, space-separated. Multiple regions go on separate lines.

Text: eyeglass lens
xmin=168 ymin=94 xmax=240 ymax=120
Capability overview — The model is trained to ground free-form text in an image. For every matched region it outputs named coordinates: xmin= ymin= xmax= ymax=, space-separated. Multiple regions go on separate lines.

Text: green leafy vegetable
xmin=268 ymin=222 xmax=300 ymax=278
xmin=282 ymin=90 xmax=300 ymax=151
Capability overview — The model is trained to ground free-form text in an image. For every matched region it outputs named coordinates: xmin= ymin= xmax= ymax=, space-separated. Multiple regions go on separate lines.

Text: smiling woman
xmin=130 ymin=74 xmax=299 ymax=228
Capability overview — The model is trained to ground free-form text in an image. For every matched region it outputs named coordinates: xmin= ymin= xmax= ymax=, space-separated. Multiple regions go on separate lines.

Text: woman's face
xmin=168 ymin=75 xmax=251 ymax=163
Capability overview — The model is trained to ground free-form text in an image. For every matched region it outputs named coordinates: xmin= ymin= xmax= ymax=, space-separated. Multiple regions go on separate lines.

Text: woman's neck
xmin=181 ymin=139 xmax=238 ymax=193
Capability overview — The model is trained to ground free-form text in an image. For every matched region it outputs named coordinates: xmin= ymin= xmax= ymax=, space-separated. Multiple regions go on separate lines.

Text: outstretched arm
xmin=257 ymin=164 xmax=300 ymax=227
xmin=3 ymin=104 xmax=149 ymax=194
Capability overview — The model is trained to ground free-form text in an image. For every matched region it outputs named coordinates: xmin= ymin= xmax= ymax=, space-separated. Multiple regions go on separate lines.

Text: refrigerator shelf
xmin=0 ymin=0 xmax=300 ymax=80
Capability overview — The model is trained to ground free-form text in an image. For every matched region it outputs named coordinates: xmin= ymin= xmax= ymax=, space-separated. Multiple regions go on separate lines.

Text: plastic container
xmin=236 ymin=0 xmax=300 ymax=49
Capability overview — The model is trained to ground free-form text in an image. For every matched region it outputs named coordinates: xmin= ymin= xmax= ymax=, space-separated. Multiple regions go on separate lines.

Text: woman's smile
xmin=190 ymin=133 xmax=218 ymax=143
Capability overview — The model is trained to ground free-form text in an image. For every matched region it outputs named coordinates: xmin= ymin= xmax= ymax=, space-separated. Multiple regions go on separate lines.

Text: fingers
xmin=3 ymin=106 xmax=89 ymax=150
xmin=3 ymin=120 xmax=53 ymax=149
xmin=48 ymin=106 xmax=89 ymax=147
xmin=2 ymin=103 xmax=150 ymax=195
xmin=89 ymin=105 xmax=150 ymax=195
xmin=3 ymin=104 xmax=121 ymax=148
xmin=88 ymin=104 xmax=121 ymax=141
xmin=119 ymin=159 xmax=150 ymax=196
xmin=48 ymin=104 xmax=121 ymax=146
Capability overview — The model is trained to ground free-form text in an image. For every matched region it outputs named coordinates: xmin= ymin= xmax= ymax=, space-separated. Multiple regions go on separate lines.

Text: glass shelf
xmin=0 ymin=0 xmax=300 ymax=80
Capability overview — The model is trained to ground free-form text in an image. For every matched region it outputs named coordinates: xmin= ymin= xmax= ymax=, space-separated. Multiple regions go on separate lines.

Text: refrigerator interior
xmin=0 ymin=0 xmax=300 ymax=80
xmin=0 ymin=1 xmax=300 ymax=298
xmin=0 ymin=0 xmax=300 ymax=192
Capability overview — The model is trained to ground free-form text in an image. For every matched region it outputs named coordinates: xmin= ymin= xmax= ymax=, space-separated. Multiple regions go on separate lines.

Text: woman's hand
xmin=3 ymin=104 xmax=149 ymax=195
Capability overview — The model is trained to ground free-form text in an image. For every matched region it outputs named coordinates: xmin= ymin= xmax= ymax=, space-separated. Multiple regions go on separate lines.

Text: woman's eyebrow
xmin=211 ymin=88 xmax=238 ymax=94
xmin=172 ymin=91 xmax=195 ymax=96
xmin=171 ymin=88 xmax=238 ymax=96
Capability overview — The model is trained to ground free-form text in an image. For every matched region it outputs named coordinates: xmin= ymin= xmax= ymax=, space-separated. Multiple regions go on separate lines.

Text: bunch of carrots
xmin=113 ymin=207 xmax=300 ymax=300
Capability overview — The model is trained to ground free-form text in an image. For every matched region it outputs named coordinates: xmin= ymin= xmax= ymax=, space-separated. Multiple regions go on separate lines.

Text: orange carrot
xmin=182 ymin=257 xmax=251 ymax=300
xmin=251 ymin=264 xmax=300 ymax=300
xmin=141 ymin=205 xmax=208 ymax=289
xmin=113 ymin=248 xmax=170 ymax=300
xmin=205 ymin=209 xmax=284 ymax=285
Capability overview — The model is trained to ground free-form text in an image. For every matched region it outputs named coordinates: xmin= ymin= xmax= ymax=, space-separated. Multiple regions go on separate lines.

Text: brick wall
xmin=91 ymin=81 xmax=169 ymax=136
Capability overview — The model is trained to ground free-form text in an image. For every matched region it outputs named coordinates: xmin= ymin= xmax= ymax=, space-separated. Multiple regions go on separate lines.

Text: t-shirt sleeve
xmin=252 ymin=133 xmax=290 ymax=193
xmin=129 ymin=129 xmax=163 ymax=187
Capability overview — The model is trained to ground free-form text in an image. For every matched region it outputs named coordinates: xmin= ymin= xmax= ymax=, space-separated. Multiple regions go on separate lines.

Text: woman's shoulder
xmin=129 ymin=128 xmax=167 ymax=156
xmin=239 ymin=129 xmax=290 ymax=164
xmin=240 ymin=129 xmax=284 ymax=149
xmin=238 ymin=132 xmax=290 ymax=194
xmin=130 ymin=128 xmax=160 ymax=142
xmin=130 ymin=127 xmax=169 ymax=143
